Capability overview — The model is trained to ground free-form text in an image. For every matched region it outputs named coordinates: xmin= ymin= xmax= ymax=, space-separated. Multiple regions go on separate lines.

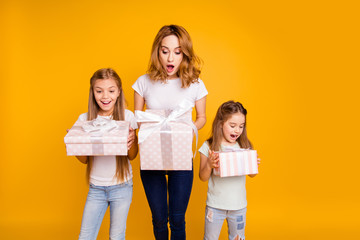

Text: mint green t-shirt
xmin=199 ymin=141 xmax=247 ymax=210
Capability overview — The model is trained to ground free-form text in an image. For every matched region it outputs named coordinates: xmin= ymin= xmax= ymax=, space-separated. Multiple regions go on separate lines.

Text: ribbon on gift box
xmin=135 ymin=100 xmax=198 ymax=168
xmin=67 ymin=117 xmax=127 ymax=155
xmin=81 ymin=116 xmax=119 ymax=134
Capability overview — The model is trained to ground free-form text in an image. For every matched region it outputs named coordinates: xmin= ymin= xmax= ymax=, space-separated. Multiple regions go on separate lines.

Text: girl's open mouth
xmin=230 ymin=134 xmax=238 ymax=139
xmin=101 ymin=101 xmax=111 ymax=106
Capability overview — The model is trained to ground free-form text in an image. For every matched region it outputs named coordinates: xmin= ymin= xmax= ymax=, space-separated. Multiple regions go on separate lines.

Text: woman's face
xmin=159 ymin=35 xmax=183 ymax=79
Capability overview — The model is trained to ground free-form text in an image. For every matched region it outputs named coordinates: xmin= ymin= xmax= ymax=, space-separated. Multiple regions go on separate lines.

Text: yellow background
xmin=1 ymin=0 xmax=359 ymax=239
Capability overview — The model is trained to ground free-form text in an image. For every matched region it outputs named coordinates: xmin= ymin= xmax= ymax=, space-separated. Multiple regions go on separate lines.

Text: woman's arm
xmin=194 ymin=96 xmax=207 ymax=130
xmin=134 ymin=92 xmax=145 ymax=111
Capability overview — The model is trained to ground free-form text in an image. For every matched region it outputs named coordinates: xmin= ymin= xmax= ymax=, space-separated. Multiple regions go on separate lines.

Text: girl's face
xmin=93 ymin=78 xmax=120 ymax=116
xmin=221 ymin=112 xmax=245 ymax=145
xmin=159 ymin=35 xmax=183 ymax=79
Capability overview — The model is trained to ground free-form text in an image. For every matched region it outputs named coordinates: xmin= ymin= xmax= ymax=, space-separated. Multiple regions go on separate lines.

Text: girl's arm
xmin=67 ymin=128 xmax=88 ymax=164
xmin=248 ymin=157 xmax=261 ymax=178
xmin=194 ymin=96 xmax=207 ymax=130
xmin=75 ymin=156 xmax=88 ymax=164
xmin=199 ymin=150 xmax=219 ymax=181
xmin=127 ymin=128 xmax=138 ymax=160
xmin=134 ymin=92 xmax=145 ymax=111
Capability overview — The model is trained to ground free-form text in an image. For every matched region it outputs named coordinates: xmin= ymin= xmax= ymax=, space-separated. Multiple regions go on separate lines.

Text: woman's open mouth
xmin=166 ymin=64 xmax=175 ymax=73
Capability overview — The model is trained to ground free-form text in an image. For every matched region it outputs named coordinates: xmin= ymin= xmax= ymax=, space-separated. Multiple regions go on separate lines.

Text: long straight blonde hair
xmin=147 ymin=24 xmax=202 ymax=88
xmin=208 ymin=101 xmax=253 ymax=151
xmin=86 ymin=68 xmax=129 ymax=183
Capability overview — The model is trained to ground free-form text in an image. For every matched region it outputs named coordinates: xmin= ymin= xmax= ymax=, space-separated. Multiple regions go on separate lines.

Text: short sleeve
xmin=132 ymin=75 xmax=147 ymax=97
xmin=198 ymin=141 xmax=210 ymax=158
xmin=124 ymin=109 xmax=138 ymax=130
xmin=77 ymin=113 xmax=88 ymax=121
xmin=195 ymin=79 xmax=208 ymax=101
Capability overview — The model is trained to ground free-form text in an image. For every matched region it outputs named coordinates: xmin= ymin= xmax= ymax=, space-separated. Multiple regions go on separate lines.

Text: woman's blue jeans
xmin=78 ymin=180 xmax=133 ymax=240
xmin=140 ymin=169 xmax=193 ymax=240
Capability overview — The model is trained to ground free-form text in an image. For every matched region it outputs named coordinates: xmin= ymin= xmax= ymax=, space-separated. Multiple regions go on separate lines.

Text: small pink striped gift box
xmin=139 ymin=110 xmax=193 ymax=170
xmin=64 ymin=120 xmax=129 ymax=156
xmin=213 ymin=149 xmax=258 ymax=177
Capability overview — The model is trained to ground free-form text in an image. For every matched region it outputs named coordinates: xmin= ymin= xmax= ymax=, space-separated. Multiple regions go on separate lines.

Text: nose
xmin=167 ymin=52 xmax=174 ymax=62
xmin=103 ymin=91 xmax=109 ymax=98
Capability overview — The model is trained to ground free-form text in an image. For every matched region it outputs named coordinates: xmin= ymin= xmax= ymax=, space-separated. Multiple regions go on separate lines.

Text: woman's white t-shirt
xmin=199 ymin=141 xmax=247 ymax=210
xmin=77 ymin=109 xmax=138 ymax=186
xmin=132 ymin=74 xmax=208 ymax=110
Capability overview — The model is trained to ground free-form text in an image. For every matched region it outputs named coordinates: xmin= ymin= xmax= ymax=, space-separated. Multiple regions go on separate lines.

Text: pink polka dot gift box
xmin=135 ymin=105 xmax=197 ymax=170
xmin=64 ymin=117 xmax=129 ymax=156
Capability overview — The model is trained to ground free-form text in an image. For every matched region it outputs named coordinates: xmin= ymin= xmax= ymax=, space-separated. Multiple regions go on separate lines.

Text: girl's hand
xmin=248 ymin=155 xmax=261 ymax=178
xmin=208 ymin=150 xmax=219 ymax=169
xmin=127 ymin=127 xmax=135 ymax=150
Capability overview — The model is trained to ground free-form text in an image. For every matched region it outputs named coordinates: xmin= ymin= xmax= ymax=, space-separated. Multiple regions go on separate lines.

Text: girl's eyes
xmin=230 ymin=125 xmax=244 ymax=128
xmin=96 ymin=90 xmax=116 ymax=93
xmin=175 ymin=51 xmax=181 ymax=55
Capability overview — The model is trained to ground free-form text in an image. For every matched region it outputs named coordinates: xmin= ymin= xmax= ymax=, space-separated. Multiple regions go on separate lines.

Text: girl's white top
xmin=78 ymin=110 xmax=138 ymax=186
xmin=199 ymin=141 xmax=247 ymax=210
xmin=132 ymin=74 xmax=208 ymax=110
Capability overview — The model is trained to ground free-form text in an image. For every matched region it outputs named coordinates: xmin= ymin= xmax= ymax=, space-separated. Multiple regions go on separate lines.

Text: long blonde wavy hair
xmin=86 ymin=68 xmax=129 ymax=183
xmin=147 ymin=24 xmax=202 ymax=88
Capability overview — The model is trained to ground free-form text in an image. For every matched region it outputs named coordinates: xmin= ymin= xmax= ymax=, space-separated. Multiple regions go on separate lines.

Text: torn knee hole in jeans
xmin=233 ymin=234 xmax=245 ymax=240
xmin=206 ymin=209 xmax=213 ymax=222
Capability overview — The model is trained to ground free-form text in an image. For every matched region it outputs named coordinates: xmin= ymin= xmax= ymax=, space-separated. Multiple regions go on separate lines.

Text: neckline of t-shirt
xmin=220 ymin=142 xmax=240 ymax=149
xmin=165 ymin=78 xmax=180 ymax=82
xmin=96 ymin=115 xmax=112 ymax=119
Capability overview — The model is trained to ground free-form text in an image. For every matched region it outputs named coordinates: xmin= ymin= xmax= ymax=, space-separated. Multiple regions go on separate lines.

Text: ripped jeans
xmin=204 ymin=206 xmax=247 ymax=240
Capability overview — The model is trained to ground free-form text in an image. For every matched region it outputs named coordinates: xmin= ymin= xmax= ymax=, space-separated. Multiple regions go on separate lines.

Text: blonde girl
xmin=76 ymin=68 xmax=138 ymax=240
xmin=132 ymin=25 xmax=208 ymax=240
xmin=199 ymin=101 xmax=259 ymax=240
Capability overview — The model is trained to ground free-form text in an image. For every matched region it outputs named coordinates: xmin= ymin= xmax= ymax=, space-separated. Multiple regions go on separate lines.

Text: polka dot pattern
xmin=64 ymin=120 xmax=129 ymax=156
xmin=139 ymin=122 xmax=193 ymax=170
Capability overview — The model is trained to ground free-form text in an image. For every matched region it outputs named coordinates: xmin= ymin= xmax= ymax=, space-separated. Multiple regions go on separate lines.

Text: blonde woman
xmin=133 ymin=25 xmax=208 ymax=239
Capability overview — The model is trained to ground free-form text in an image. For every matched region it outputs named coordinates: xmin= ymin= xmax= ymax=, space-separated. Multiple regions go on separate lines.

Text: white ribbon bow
xmin=135 ymin=100 xmax=198 ymax=158
xmin=82 ymin=116 xmax=118 ymax=134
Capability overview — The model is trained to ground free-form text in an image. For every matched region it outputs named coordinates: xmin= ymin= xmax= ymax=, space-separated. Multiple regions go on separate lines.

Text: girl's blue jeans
xmin=204 ymin=206 xmax=247 ymax=240
xmin=78 ymin=180 xmax=133 ymax=240
xmin=140 ymin=169 xmax=193 ymax=240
